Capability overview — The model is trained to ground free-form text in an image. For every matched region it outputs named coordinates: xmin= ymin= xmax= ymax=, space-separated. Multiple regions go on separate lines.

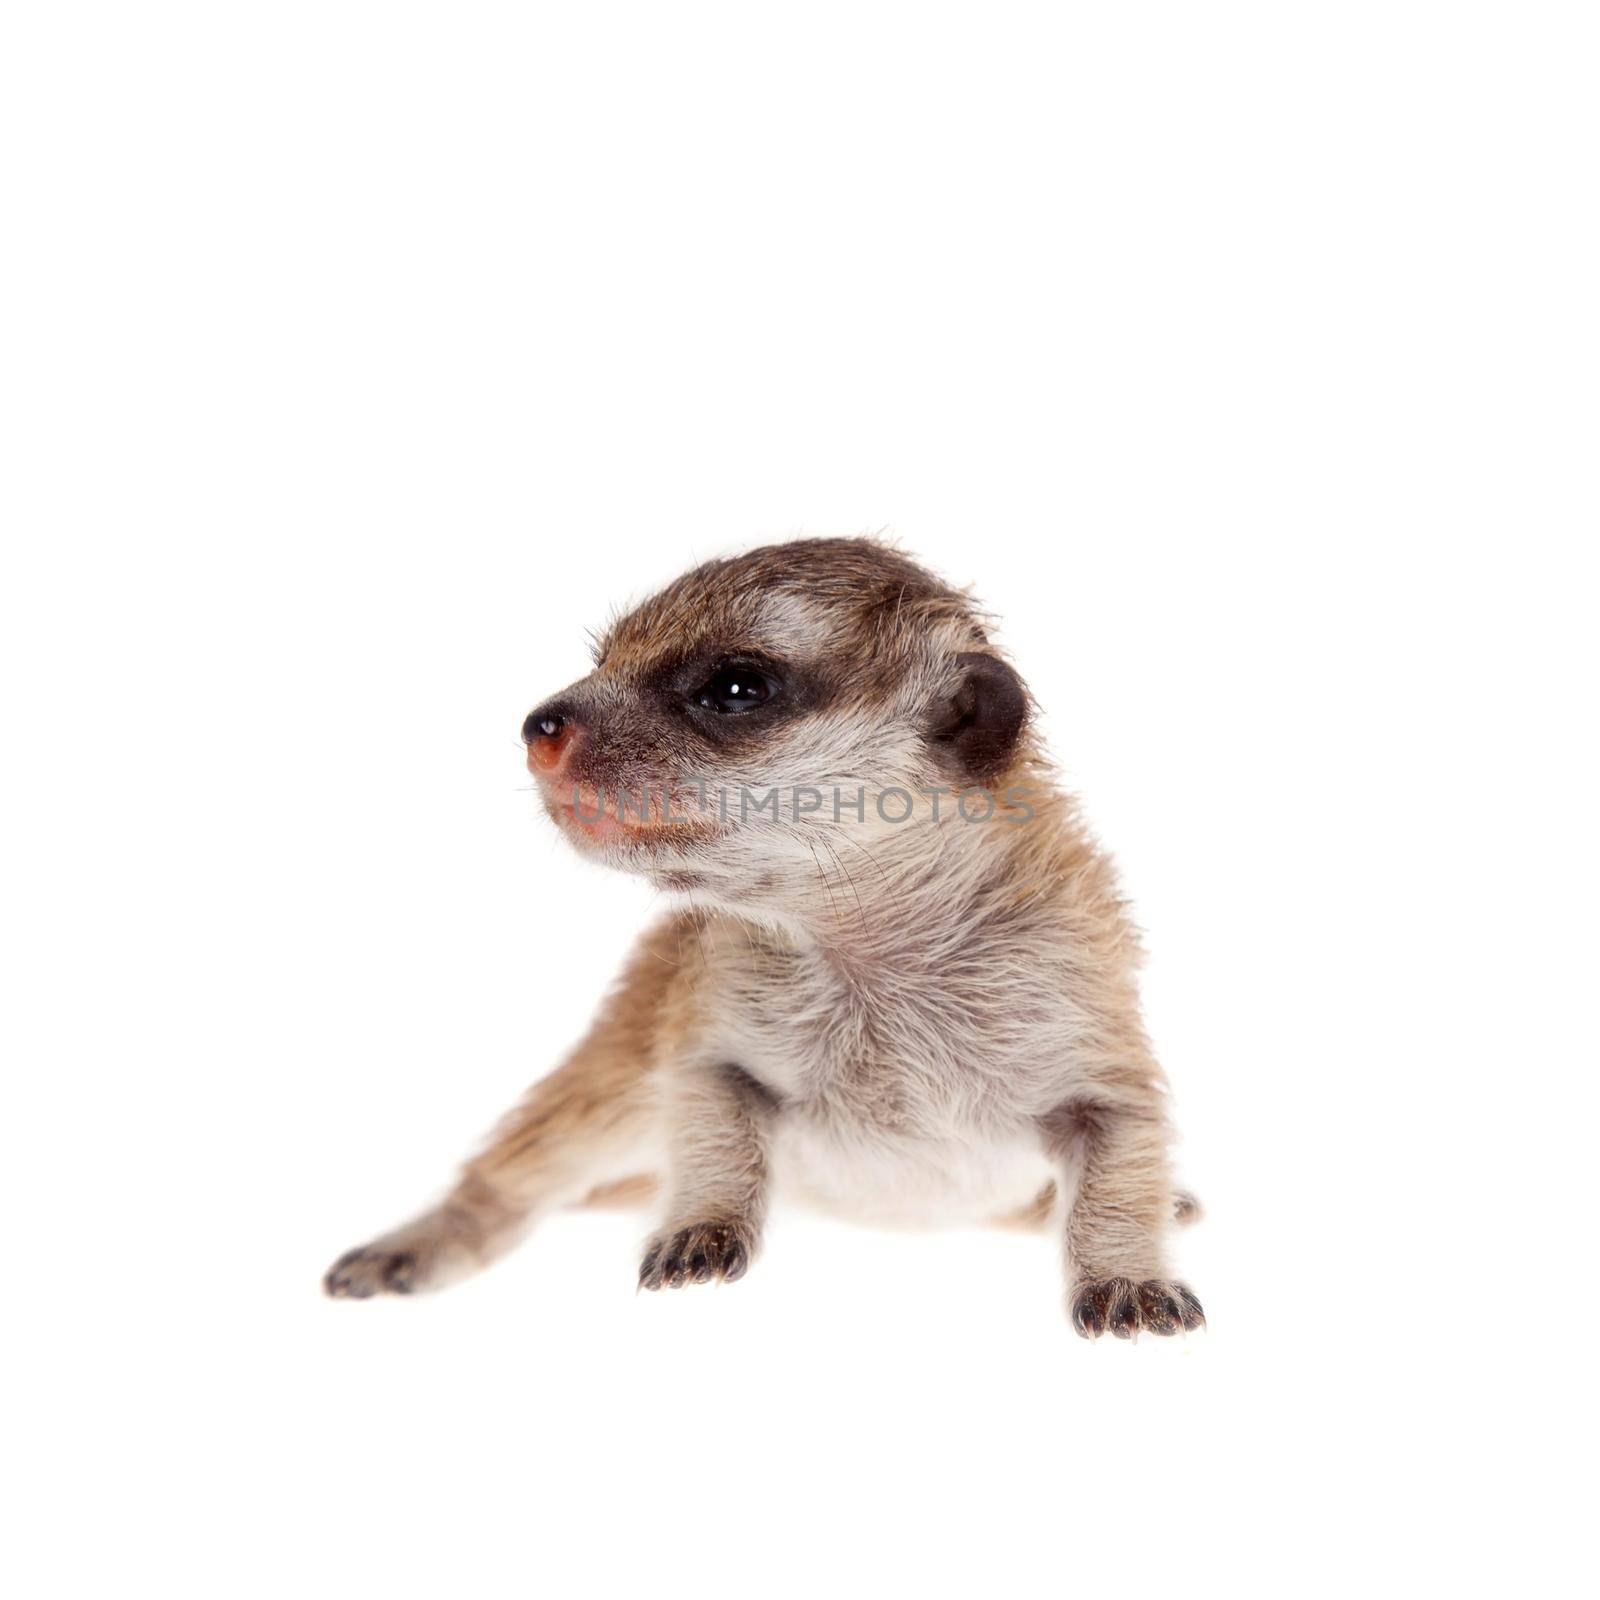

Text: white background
xmin=3 ymin=4 xmax=1596 ymax=1595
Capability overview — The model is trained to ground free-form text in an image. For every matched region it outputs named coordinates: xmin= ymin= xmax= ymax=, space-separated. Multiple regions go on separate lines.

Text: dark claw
xmin=1138 ymin=1282 xmax=1183 ymax=1334
xmin=324 ymin=1250 xmax=356 ymax=1296
xmin=1071 ymin=1281 xmax=1112 ymax=1337
xmin=638 ymin=1221 xmax=752 ymax=1290
xmin=382 ymin=1252 xmax=417 ymax=1294
xmin=325 ymin=1248 xmax=372 ymax=1298
xmin=638 ymin=1242 xmax=664 ymax=1290
xmin=661 ymin=1228 xmax=692 ymax=1287
xmin=1173 ymin=1283 xmax=1206 ymax=1331
xmin=1108 ymin=1286 xmax=1141 ymax=1339
xmin=1072 ymin=1277 xmax=1205 ymax=1341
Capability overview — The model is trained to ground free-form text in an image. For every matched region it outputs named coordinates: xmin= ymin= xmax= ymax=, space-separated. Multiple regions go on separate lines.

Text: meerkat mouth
xmin=551 ymin=797 xmax=723 ymax=851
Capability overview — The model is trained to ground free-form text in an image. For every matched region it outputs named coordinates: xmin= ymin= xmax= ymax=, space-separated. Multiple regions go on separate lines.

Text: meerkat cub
xmin=326 ymin=538 xmax=1204 ymax=1339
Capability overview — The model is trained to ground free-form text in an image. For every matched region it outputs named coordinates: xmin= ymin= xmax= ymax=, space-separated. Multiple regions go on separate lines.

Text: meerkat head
xmin=521 ymin=537 xmax=1034 ymax=918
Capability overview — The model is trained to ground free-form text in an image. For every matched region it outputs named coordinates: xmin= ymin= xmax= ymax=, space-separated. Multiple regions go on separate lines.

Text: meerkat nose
xmin=522 ymin=707 xmax=575 ymax=773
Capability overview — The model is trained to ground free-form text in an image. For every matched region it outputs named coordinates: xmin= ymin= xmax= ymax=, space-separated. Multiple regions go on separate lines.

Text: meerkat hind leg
xmin=324 ymin=1172 xmax=524 ymax=1297
xmin=325 ymin=922 xmax=682 ymax=1299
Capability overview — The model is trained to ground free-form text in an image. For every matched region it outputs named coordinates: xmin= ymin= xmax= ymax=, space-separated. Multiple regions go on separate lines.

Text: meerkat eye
xmin=694 ymin=665 xmax=778 ymax=714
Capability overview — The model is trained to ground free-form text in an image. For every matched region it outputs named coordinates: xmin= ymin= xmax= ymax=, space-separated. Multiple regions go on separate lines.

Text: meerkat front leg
xmin=1042 ymin=1097 xmax=1206 ymax=1340
xmin=637 ymin=1064 xmax=773 ymax=1290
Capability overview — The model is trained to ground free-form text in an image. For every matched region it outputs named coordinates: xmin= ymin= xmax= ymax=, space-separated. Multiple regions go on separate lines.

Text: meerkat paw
xmin=1071 ymin=1277 xmax=1205 ymax=1340
xmin=325 ymin=1241 xmax=424 ymax=1297
xmin=638 ymin=1220 xmax=753 ymax=1290
xmin=324 ymin=1208 xmax=485 ymax=1299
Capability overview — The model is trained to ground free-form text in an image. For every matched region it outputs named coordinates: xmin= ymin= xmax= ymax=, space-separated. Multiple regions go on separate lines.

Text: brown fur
xmin=325 ymin=537 xmax=1203 ymax=1339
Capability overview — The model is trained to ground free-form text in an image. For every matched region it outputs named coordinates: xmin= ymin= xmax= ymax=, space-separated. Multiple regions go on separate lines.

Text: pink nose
xmin=522 ymin=710 xmax=576 ymax=776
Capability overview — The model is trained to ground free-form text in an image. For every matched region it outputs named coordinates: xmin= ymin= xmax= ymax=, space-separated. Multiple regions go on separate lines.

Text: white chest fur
xmin=696 ymin=924 xmax=1068 ymax=1226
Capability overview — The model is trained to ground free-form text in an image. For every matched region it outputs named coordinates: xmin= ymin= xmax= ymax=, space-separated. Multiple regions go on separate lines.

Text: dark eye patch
xmin=654 ymin=645 xmax=820 ymax=745
xmin=694 ymin=664 xmax=779 ymax=714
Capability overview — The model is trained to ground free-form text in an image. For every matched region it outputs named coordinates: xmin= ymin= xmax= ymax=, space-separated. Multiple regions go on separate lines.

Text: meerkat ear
xmin=928 ymin=652 xmax=1029 ymax=781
